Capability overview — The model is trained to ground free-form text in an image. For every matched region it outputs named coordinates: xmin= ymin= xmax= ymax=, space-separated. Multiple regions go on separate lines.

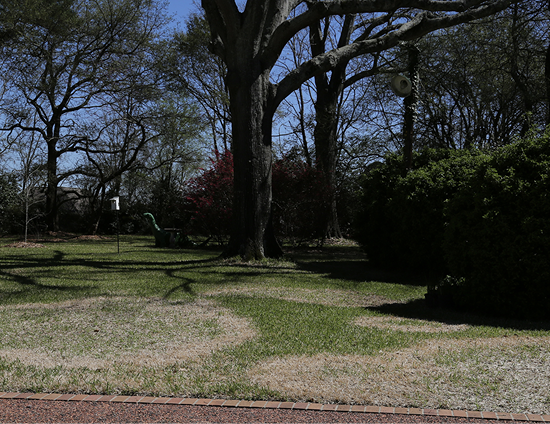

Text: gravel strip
xmin=0 ymin=399 xmax=502 ymax=423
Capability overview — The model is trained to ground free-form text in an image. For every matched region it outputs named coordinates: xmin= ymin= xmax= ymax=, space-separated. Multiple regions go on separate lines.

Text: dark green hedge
xmin=355 ymin=130 xmax=550 ymax=319
xmin=355 ymin=148 xmax=487 ymax=276
xmin=442 ymin=131 xmax=550 ymax=319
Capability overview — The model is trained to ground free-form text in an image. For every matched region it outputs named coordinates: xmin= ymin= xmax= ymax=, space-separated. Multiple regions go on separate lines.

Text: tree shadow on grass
xmin=0 ymin=268 xmax=99 ymax=305
xmin=163 ymin=269 xmax=197 ymax=298
xmin=0 ymin=250 xmax=222 ymax=305
xmin=0 ymin=249 xmax=302 ymax=305
xmin=289 ymin=244 xmax=432 ymax=286
xmin=290 ymin=246 xmax=550 ymax=332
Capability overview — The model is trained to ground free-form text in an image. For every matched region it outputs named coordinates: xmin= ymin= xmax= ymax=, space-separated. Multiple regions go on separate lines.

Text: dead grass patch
xmin=0 ymin=297 xmax=256 ymax=369
xmin=75 ymin=235 xmax=111 ymax=241
xmin=354 ymin=315 xmax=470 ymax=333
xmin=3 ymin=242 xmax=46 ymax=248
xmin=205 ymin=287 xmax=401 ymax=308
xmin=248 ymin=336 xmax=550 ymax=414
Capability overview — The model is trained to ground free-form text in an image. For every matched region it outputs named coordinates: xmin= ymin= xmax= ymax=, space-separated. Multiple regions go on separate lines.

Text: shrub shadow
xmin=296 ymin=259 xmax=429 ymax=287
xmin=368 ymin=298 xmax=550 ymax=332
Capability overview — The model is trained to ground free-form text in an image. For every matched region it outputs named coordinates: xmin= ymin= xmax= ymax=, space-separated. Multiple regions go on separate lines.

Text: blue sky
xmin=166 ymin=0 xmax=200 ymax=27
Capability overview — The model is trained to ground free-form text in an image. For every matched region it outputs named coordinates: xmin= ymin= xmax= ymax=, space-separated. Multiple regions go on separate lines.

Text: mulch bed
xmin=3 ymin=242 xmax=46 ymax=248
xmin=3 ymin=234 xmax=111 ymax=248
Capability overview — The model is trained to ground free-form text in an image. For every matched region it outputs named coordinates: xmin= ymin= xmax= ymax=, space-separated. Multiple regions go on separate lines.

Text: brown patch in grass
xmin=75 ymin=235 xmax=111 ymax=241
xmin=2 ymin=233 xmax=109 ymax=246
xmin=205 ymin=287 xmax=400 ymax=308
xmin=0 ymin=297 xmax=256 ymax=369
xmin=354 ymin=315 xmax=470 ymax=333
xmin=248 ymin=337 xmax=550 ymax=414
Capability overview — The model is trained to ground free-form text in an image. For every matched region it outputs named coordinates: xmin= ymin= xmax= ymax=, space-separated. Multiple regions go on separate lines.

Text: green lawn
xmin=1 ymin=235 xmax=549 ymax=414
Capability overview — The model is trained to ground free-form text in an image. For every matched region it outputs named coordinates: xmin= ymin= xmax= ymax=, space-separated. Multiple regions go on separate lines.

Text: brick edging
xmin=1 ymin=392 xmax=548 ymax=422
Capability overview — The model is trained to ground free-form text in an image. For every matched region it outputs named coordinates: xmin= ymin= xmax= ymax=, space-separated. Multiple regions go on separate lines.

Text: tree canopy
xmin=0 ymin=0 xmax=171 ymax=231
xmin=200 ymin=0 xmax=517 ymax=259
xmin=2 ymin=0 xmax=544 ymax=255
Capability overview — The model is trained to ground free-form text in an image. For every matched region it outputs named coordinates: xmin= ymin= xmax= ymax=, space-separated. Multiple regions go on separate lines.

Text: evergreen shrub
xmin=356 ymin=130 xmax=550 ymax=319
xmin=355 ymin=148 xmax=486 ymax=276
xmin=442 ymin=131 xmax=550 ymax=319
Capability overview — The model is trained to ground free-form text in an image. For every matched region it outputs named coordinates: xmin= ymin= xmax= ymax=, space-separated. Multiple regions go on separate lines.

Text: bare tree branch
xmin=274 ymin=0 xmax=516 ymax=106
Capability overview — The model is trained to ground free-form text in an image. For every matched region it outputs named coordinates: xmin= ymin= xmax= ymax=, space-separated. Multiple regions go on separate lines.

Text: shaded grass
xmin=1 ymin=236 xmax=426 ymax=306
xmin=1 ymin=237 xmax=218 ymax=304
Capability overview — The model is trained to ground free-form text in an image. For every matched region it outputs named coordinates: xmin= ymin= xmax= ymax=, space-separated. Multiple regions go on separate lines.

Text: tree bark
xmin=313 ymin=79 xmax=343 ymax=239
xmin=45 ymin=154 xmax=58 ymax=231
xmin=546 ymin=40 xmax=550 ymax=126
xmin=547 ymin=0 xmax=550 ymax=126
xmin=45 ymin=134 xmax=59 ymax=232
xmin=222 ymin=51 xmax=283 ymax=259
xmin=310 ymin=15 xmax=356 ymax=240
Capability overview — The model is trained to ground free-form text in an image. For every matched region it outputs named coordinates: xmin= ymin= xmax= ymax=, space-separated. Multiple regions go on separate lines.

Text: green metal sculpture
xmin=143 ymin=213 xmax=195 ymax=248
xmin=144 ymin=213 xmax=170 ymax=247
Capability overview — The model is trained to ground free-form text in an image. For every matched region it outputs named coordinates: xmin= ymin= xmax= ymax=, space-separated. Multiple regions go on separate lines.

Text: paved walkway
xmin=1 ymin=392 xmax=548 ymax=422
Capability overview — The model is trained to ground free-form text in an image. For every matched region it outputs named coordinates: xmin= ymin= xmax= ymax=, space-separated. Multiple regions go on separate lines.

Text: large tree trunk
xmin=223 ymin=63 xmax=282 ymax=259
xmin=313 ymin=85 xmax=343 ymax=239
xmin=546 ymin=40 xmax=550 ymax=126
xmin=45 ymin=140 xmax=59 ymax=232
xmin=200 ymin=0 xmax=514 ymax=259
xmin=310 ymin=15 xmax=355 ymax=240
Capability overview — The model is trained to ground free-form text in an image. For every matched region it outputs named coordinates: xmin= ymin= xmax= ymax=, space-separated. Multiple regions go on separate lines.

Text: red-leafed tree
xmin=184 ymin=150 xmax=233 ymax=244
xmin=272 ymin=156 xmax=329 ymax=244
xmin=184 ymin=150 xmax=330 ymax=245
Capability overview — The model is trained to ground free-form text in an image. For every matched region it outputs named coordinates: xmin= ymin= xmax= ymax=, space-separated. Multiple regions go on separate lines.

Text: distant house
xmin=28 ymin=187 xmax=92 ymax=232
xmin=31 ymin=187 xmax=91 ymax=215
xmin=56 ymin=187 xmax=91 ymax=216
